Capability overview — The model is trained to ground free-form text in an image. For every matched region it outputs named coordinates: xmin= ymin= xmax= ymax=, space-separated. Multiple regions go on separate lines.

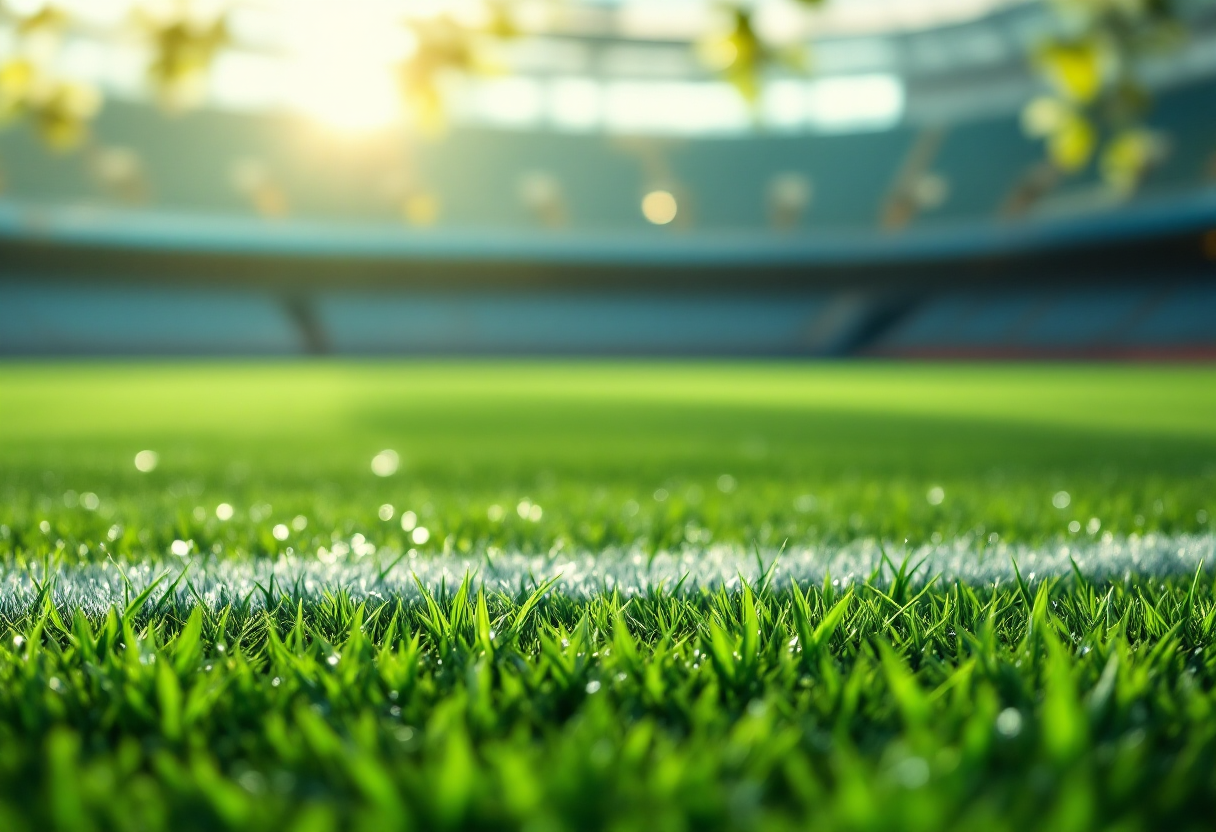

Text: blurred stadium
xmin=0 ymin=0 xmax=1214 ymax=357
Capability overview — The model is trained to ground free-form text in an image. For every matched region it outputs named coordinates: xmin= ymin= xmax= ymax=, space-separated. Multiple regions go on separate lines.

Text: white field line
xmin=0 ymin=534 xmax=1213 ymax=616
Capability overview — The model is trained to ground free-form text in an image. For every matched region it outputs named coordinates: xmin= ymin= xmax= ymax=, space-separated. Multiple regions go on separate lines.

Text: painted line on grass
xmin=1 ymin=533 xmax=1213 ymax=616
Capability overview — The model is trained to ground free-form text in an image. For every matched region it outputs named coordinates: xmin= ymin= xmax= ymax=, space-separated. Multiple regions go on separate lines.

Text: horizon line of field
xmin=2 ymin=534 xmax=1213 ymax=615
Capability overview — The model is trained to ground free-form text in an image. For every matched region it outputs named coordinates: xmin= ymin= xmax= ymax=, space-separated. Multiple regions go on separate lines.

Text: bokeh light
xmin=641 ymin=190 xmax=678 ymax=225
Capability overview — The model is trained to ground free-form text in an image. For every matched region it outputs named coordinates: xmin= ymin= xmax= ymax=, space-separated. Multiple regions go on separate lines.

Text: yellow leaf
xmin=1100 ymin=128 xmax=1163 ymax=192
xmin=1021 ymin=96 xmax=1071 ymax=138
xmin=1048 ymin=114 xmax=1096 ymax=172
xmin=1037 ymin=41 xmax=1103 ymax=103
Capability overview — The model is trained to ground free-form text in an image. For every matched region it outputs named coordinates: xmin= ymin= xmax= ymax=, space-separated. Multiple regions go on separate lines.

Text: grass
xmin=1 ymin=361 xmax=1215 ymax=831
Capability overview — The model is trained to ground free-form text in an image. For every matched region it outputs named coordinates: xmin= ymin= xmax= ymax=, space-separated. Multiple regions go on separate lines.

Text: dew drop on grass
xmin=237 ymin=771 xmax=266 ymax=796
xmin=371 ymin=450 xmax=399 ymax=477
xmin=401 ymin=511 xmax=417 ymax=532
xmin=272 ymin=524 xmax=289 ymax=541
xmin=892 ymin=757 xmax=930 ymax=789
xmin=39 ymin=521 xmax=50 ymax=534
xmin=170 ymin=539 xmax=190 ymax=557
xmin=134 ymin=450 xmax=159 ymax=472
xmin=586 ymin=680 xmax=601 ymax=694
xmin=487 ymin=504 xmax=504 ymax=522
xmin=411 ymin=526 xmax=430 ymax=545
xmin=378 ymin=504 xmax=395 ymax=521
xmin=1068 ymin=520 xmax=1081 ymax=534
xmin=1053 ymin=491 xmax=1071 ymax=509
xmin=717 ymin=474 xmax=736 ymax=493
xmin=926 ymin=486 xmax=945 ymax=506
xmin=996 ymin=708 xmax=1023 ymax=737
xmin=1087 ymin=517 xmax=1101 ymax=535
xmin=81 ymin=492 xmax=100 ymax=511
xmin=292 ymin=515 xmax=308 ymax=531
xmin=216 ymin=503 xmax=234 ymax=521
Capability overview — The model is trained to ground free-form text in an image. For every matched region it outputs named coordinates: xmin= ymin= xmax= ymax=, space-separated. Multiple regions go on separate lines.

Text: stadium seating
xmin=870 ymin=283 xmax=1216 ymax=358
xmin=1 ymin=11 xmax=1215 ymax=357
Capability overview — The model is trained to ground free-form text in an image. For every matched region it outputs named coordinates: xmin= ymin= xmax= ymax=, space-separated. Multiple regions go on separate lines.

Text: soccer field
xmin=1 ymin=362 xmax=1215 ymax=831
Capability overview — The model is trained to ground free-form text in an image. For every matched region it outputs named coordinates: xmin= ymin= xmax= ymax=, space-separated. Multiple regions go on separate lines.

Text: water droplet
xmin=370 ymin=450 xmax=399 ymax=477
xmin=794 ymin=494 xmax=817 ymax=512
xmin=996 ymin=707 xmax=1022 ymax=737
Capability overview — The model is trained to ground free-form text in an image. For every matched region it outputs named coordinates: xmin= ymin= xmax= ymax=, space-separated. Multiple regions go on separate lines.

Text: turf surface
xmin=1 ymin=361 xmax=1215 ymax=831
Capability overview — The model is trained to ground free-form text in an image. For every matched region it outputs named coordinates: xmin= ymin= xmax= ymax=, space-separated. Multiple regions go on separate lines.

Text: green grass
xmin=1 ymin=361 xmax=1215 ymax=831
xmin=3 ymin=362 xmax=1214 ymax=555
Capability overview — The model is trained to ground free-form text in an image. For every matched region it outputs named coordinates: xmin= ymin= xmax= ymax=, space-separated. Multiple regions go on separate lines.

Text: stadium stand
xmin=869 ymin=283 xmax=1216 ymax=358
xmin=1 ymin=2 xmax=1214 ymax=357
xmin=0 ymin=282 xmax=300 ymax=356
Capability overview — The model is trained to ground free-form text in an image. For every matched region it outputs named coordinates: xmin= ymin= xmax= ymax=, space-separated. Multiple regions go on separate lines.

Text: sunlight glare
xmin=279 ymin=1 xmax=410 ymax=133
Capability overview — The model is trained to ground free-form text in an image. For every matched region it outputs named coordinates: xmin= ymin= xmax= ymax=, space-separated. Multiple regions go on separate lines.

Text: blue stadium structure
xmin=1 ymin=1 xmax=1214 ymax=357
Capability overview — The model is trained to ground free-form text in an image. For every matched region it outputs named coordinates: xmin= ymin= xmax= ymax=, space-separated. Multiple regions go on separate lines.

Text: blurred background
xmin=0 ymin=0 xmax=1213 ymax=358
